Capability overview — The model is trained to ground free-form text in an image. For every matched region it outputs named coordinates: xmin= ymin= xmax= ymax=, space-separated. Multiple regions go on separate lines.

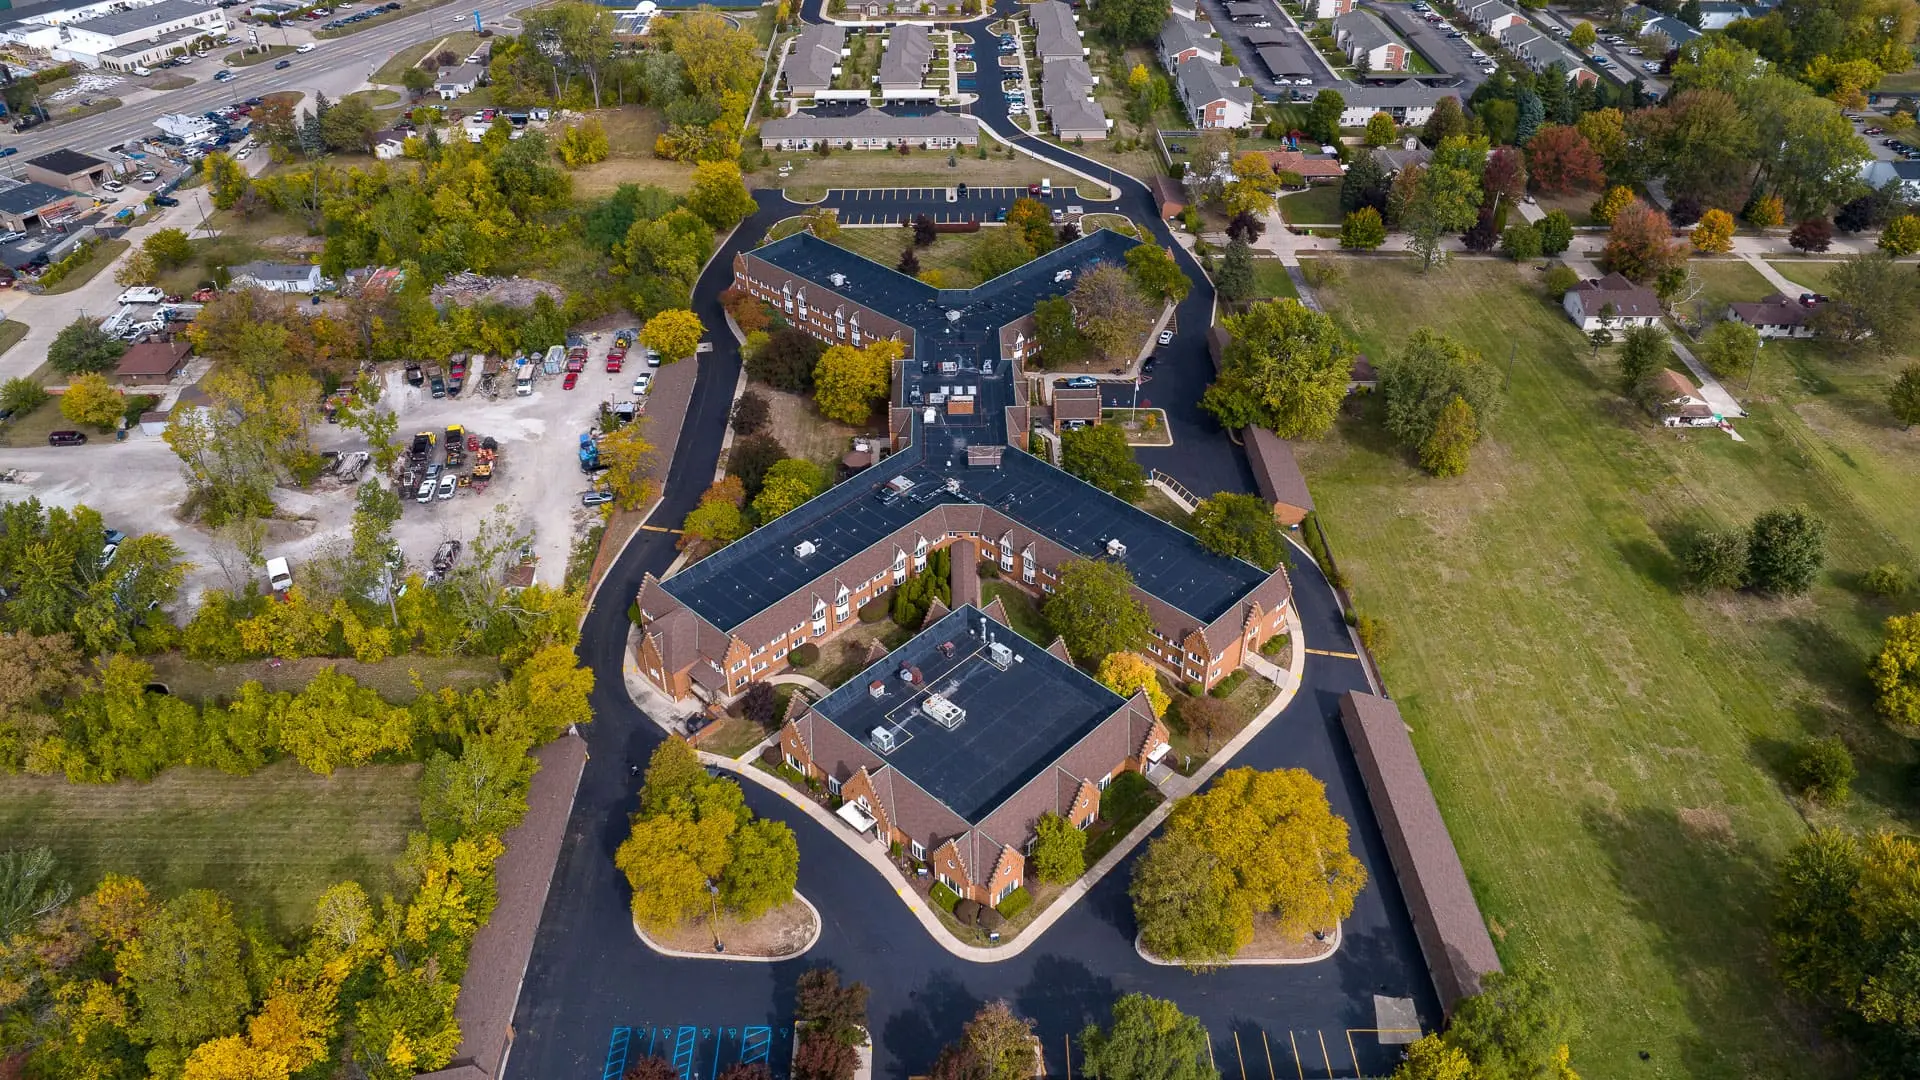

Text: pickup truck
xmin=605 ymin=347 xmax=625 ymax=372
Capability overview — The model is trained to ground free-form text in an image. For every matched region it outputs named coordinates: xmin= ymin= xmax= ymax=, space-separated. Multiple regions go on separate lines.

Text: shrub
xmin=857 ymin=596 xmax=888 ymax=623
xmin=995 ymin=886 xmax=1032 ymax=920
xmin=1185 ymin=681 xmax=1205 ymax=698
xmin=1355 ymin=613 xmax=1390 ymax=659
xmin=1099 ymin=769 xmax=1156 ymax=823
xmin=1544 ymin=263 xmax=1580 ymax=299
xmin=929 ymin=880 xmax=961 ymax=912
xmin=1682 ymin=529 xmax=1748 ymax=591
xmin=760 ymin=745 xmax=782 ymax=768
xmin=1208 ymin=670 xmax=1249 ymax=699
xmin=1862 ymin=563 xmax=1911 ymax=598
xmin=978 ymin=906 xmax=1005 ymax=931
xmin=1259 ymin=633 xmax=1288 ymax=657
xmin=789 ymin=643 xmax=820 ymax=667
xmin=953 ymin=898 xmax=981 ymax=926
xmin=1 ymin=377 xmax=48 ymax=416
xmin=628 ymin=602 xmax=644 ymax=625
xmin=1790 ymin=736 xmax=1855 ymax=805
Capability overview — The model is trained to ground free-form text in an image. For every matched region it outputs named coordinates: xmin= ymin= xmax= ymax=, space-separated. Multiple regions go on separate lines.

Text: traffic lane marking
xmin=1304 ymin=647 xmax=1359 ymax=659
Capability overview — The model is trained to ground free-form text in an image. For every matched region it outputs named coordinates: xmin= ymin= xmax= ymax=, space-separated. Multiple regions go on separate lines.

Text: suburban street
xmin=505 ymin=3 xmax=1438 ymax=1079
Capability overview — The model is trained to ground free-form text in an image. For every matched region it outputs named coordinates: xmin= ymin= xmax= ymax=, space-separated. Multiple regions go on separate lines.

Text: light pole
xmin=707 ymin=879 xmax=724 ymax=953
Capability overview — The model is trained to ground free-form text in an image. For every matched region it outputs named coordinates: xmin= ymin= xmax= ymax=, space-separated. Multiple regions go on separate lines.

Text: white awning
xmin=836 ymin=800 xmax=876 ymax=834
xmin=1147 ymin=741 xmax=1172 ymax=764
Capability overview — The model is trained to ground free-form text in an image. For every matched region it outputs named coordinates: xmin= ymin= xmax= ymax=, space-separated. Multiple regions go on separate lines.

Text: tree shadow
xmin=877 ymin=968 xmax=981 ymax=1079
xmin=1013 ymin=954 xmax=1117 ymax=1058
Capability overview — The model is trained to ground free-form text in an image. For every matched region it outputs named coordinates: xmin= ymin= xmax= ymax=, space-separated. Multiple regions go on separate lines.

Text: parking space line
xmin=1233 ymin=1031 xmax=1247 ymax=1080
xmin=1317 ymin=1031 xmax=1332 ymax=1078
xmin=1261 ymin=1031 xmax=1277 ymax=1080
xmin=1288 ymin=1032 xmax=1303 ymax=1080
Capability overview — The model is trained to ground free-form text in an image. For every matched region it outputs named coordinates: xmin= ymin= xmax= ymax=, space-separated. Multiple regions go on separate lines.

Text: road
xmin=505 ymin=3 xmax=1438 ymax=1079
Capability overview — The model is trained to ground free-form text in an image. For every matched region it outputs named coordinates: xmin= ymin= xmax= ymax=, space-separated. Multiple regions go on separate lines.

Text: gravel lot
xmin=0 ymin=331 xmax=663 ymax=609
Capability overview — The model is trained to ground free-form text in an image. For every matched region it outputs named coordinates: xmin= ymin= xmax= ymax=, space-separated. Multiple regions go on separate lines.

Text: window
xmin=1022 ymin=561 xmax=1035 ymax=584
xmin=812 ymin=617 xmax=827 ymax=637
xmin=774 ymin=647 xmax=787 ymax=660
xmin=910 ymin=840 xmax=925 ymax=861
xmin=786 ymin=753 xmax=800 ymax=770
xmin=827 ymin=775 xmax=842 ymax=796
xmin=1097 ymin=774 xmax=1110 ymax=790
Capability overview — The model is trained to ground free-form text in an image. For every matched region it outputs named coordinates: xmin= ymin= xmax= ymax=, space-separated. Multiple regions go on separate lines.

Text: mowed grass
xmin=1277 ymin=184 xmax=1344 ymax=225
xmin=1295 ymin=258 xmax=1920 ymax=1080
xmin=0 ymin=760 xmax=421 ymax=933
xmin=830 ymin=226 xmax=987 ymax=288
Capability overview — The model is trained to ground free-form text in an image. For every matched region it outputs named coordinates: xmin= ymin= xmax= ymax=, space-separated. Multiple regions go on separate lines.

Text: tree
xmin=59 ymin=373 xmax=126 ymax=431
xmin=1032 ymin=296 xmax=1089 ymax=367
xmin=1305 ymin=90 xmax=1345 ymax=145
xmin=1699 ymin=318 xmax=1760 ymax=379
xmin=1444 ymin=966 xmax=1579 ymax=1080
xmin=47 ymin=317 xmax=127 ymax=375
xmin=1514 ymin=88 xmax=1544 ymax=145
xmin=597 ymin=422 xmax=656 ymax=510
xmin=1179 ymin=695 xmax=1233 ymax=753
xmin=1043 ymin=559 xmax=1151 ymax=666
xmin=971 ymin=227 xmax=1035 ymax=280
xmin=1569 ymin=21 xmax=1596 ymax=48
xmin=1536 ymin=210 xmax=1574 ymax=255
xmin=1772 ymin=828 xmax=1920 ymax=1055
xmin=898 ymin=247 xmax=921 ymax=277
xmin=557 ymin=118 xmax=611 ymax=166
xmin=1340 ymin=207 xmax=1387 ymax=250
xmin=1681 ymin=528 xmax=1748 ymax=591
xmin=1006 ymin=197 xmax=1056 ymax=256
xmin=1215 ymin=236 xmax=1255 ymax=303
xmin=1191 ymin=492 xmax=1285 ymax=570
xmin=1870 ymin=614 xmax=1920 ymax=730
xmin=1525 ymin=125 xmax=1605 ymax=193
xmin=751 ymin=458 xmax=827 ymax=522
xmin=721 ymin=817 xmax=799 ymax=920
xmin=1201 ymin=299 xmax=1352 ymax=439
xmin=626 ymin=1058 xmax=681 ymax=1080
xmin=687 ymin=160 xmax=755 ymax=229
xmin=1364 ymin=112 xmax=1397 ymax=147
xmin=1500 ymin=223 xmax=1543 ymax=260
xmin=1815 ymin=252 xmax=1920 ymax=357
xmin=1788 ymin=218 xmax=1833 ymax=252
xmin=1666 ymin=195 xmax=1703 ymax=227
xmin=1576 ymin=107 xmax=1626 ymax=170
xmin=727 ymin=434 xmax=787 ymax=498
xmin=731 ymin=391 xmax=770 ymax=437
xmin=1691 ymin=207 xmax=1735 ymax=252
xmin=641 ymin=309 xmax=704 ymax=363
xmin=912 ymin=214 xmax=938 ymax=247
xmin=1378 ymin=329 xmax=1502 ymax=453
xmin=1603 ymin=200 xmax=1687 ymax=283
xmin=1070 ymin=264 xmax=1152 ymax=361
xmin=120 ymin=889 xmax=256 ymax=1067
xmin=143 ymin=227 xmax=193 ymax=269
xmin=1879 ymin=214 xmax=1920 ymax=256
xmin=1085 ymin=0 xmax=1169 ymax=44
xmin=1096 ymin=651 xmax=1170 ymax=718
xmin=1398 ymin=141 xmax=1485 ymax=269
xmin=792 ymin=1034 xmax=858 ymax=1080
xmin=1422 ymin=95 xmax=1466 ymax=146
xmin=402 ymin=65 xmax=435 ymax=97
xmin=1590 ymin=185 xmax=1634 ymax=225
xmin=1746 ymin=505 xmax=1826 ymax=596
xmin=956 ymin=1001 xmax=1037 ymax=1080
xmin=1078 ymin=993 xmax=1217 ymax=1080
xmin=813 ymin=340 xmax=901 ymax=425
xmin=1340 ymin=151 xmax=1388 ymax=216
xmin=1481 ymin=146 xmax=1527 ymax=209
xmin=318 ymin=94 xmax=378 ymax=152
xmin=1124 ymin=243 xmax=1191 ymax=304
xmin=418 ymin=734 xmax=538 ymax=842
xmin=1616 ymin=323 xmax=1671 ymax=412
xmin=1888 ymin=365 xmax=1920 ymax=430
xmin=0 ymin=376 xmax=47 ymax=417
xmin=1131 ymin=836 xmax=1242 ymax=968
xmin=1030 ymin=811 xmax=1087 ymax=884
xmin=0 ymin=846 xmax=70 ymax=943
xmin=1747 ymin=193 xmax=1784 ymax=228
xmin=1790 ymin=736 xmax=1855 ymax=805
xmin=1390 ymin=1036 xmax=1476 ymax=1080
xmin=1060 ymin=424 xmax=1144 ymax=501
xmin=1418 ymin=395 xmax=1478 ymax=478
xmin=748 ymin=327 xmax=824 ymax=391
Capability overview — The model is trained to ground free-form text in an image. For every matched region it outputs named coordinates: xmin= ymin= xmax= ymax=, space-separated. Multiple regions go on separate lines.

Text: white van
xmin=264 ymin=556 xmax=293 ymax=594
xmin=117 ymin=286 xmax=165 ymax=304
xmin=1040 ymin=177 xmax=1051 ymax=196
xmin=132 ymin=65 xmax=152 ymax=76
xmin=515 ymin=361 xmax=534 ymax=396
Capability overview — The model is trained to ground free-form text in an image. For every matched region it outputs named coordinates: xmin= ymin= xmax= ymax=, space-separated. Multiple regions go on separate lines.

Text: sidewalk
xmin=1666 ymin=330 xmax=1746 ymax=419
xmin=1740 ymin=252 xmax=1802 ymax=296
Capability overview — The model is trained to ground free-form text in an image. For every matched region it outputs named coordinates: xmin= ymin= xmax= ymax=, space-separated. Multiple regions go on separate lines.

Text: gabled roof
xmin=1158 ymin=14 xmax=1216 ymax=58
xmin=1243 ymin=425 xmax=1314 ymax=513
xmin=788 ymin=23 xmax=846 ymax=90
xmin=1047 ymin=90 xmax=1109 ymax=135
xmin=1029 ymin=0 xmax=1081 ymax=59
xmin=1333 ymin=10 xmax=1397 ymax=53
xmin=232 ymin=260 xmax=318 ymax=283
xmin=1656 ymin=367 xmax=1697 ymax=400
xmin=760 ymin=108 xmax=980 ymax=142
xmin=115 ymin=338 xmax=190 ymax=376
xmin=1727 ymin=293 xmax=1809 ymax=327
xmin=1569 ymin=273 xmax=1662 ymax=318
xmin=878 ymin=23 xmax=932 ymax=87
xmin=1052 ymin=388 xmax=1102 ymax=421
xmin=1176 ymin=56 xmax=1253 ymax=108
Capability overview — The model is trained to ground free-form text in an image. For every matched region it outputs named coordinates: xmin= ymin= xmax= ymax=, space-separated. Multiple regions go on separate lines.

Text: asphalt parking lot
xmin=0 ymin=333 xmax=647 ymax=609
xmin=819 ymin=184 xmax=1089 ymax=224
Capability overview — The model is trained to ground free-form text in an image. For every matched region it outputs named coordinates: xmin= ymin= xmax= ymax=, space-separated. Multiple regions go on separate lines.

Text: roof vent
xmin=795 ymin=540 xmax=818 ymax=558
xmin=829 ymin=272 xmax=848 ymax=287
xmin=868 ymin=679 xmax=886 ymax=699
xmin=944 ymin=477 xmax=961 ymax=493
xmin=872 ymin=726 xmax=897 ymax=752
xmin=946 ymin=309 xmax=962 ymax=322
xmin=1106 ymin=537 xmax=1128 ymax=558
xmin=899 ymin=663 xmax=917 ymax=683
xmin=923 ymin=407 xmax=937 ymax=424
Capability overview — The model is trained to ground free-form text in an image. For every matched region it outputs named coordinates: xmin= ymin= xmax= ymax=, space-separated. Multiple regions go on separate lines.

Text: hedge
xmin=929 ymin=880 xmax=961 ymax=913
xmin=995 ymin=886 xmax=1031 ymax=920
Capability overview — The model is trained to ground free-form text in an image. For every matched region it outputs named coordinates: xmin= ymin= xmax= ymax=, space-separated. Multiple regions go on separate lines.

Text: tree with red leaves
xmin=1481 ymin=146 xmax=1527 ymax=211
xmin=1789 ymin=219 xmax=1833 ymax=253
xmin=792 ymin=1031 xmax=859 ymax=1080
xmin=718 ymin=1066 xmax=774 ymax=1080
xmin=625 ymin=1058 xmax=678 ymax=1080
xmin=1524 ymin=125 xmax=1605 ymax=195
xmin=1602 ymin=200 xmax=1688 ymax=284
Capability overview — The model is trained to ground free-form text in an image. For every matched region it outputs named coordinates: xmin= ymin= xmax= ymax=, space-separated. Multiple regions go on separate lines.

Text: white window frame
xmin=910 ymin=840 xmax=925 ymax=861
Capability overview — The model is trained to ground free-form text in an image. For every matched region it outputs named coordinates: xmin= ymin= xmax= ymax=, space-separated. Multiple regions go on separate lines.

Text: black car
xmin=152 ymin=195 xmax=179 ymax=207
xmin=275 ymin=58 xmax=293 ymax=69
xmin=1141 ymin=356 xmax=1157 ymax=374
xmin=429 ymin=375 xmax=446 ymax=398
xmin=957 ymin=182 xmax=967 ymax=196
xmin=48 ymin=430 xmax=87 ymax=446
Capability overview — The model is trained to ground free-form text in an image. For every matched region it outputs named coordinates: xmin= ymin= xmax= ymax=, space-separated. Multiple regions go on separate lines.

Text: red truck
xmin=605 ymin=347 xmax=626 ymax=372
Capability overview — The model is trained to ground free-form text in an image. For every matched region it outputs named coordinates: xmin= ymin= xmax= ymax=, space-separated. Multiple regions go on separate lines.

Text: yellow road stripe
xmin=1262 ymin=1031 xmax=1276 ymax=1080
xmin=1233 ymin=1031 xmax=1246 ymax=1080
xmin=1304 ymin=648 xmax=1360 ymax=659
xmin=638 ymin=525 xmax=683 ymax=534
xmin=1288 ymin=1032 xmax=1303 ymax=1080
xmin=1317 ymin=1031 xmax=1332 ymax=1078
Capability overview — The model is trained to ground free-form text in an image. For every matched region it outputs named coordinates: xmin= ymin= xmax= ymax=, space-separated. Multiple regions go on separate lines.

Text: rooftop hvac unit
xmin=871 ymin=726 xmax=897 ymax=752
xmin=868 ymin=680 xmax=886 ymax=699
xmin=944 ymin=477 xmax=961 ymax=493
xmin=795 ymin=540 xmax=818 ymax=558
xmin=829 ymin=272 xmax=848 ymax=287
xmin=988 ymin=640 xmax=1014 ymax=669
xmin=923 ymin=407 xmax=937 ymax=424
xmin=921 ymin=693 xmax=967 ymax=730
xmin=1106 ymin=538 xmax=1128 ymax=559
xmin=946 ymin=309 xmax=962 ymax=322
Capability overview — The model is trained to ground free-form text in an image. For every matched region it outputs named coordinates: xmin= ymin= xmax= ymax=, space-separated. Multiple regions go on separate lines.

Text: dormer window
xmin=893 ymin=548 xmax=907 ymax=583
xmin=913 ymin=536 xmax=928 ymax=570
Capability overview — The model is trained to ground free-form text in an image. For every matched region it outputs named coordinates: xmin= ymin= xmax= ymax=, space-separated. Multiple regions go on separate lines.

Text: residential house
xmin=434 ymin=60 xmax=488 ymax=100
xmin=1175 ymin=57 xmax=1255 ymax=129
xmin=1562 ymin=273 xmax=1663 ymax=330
xmin=1263 ymin=149 xmax=1344 ymax=184
xmin=1371 ymin=137 xmax=1432 ymax=175
xmin=230 ymin=260 xmax=324 ymax=294
xmin=1242 ymin=426 xmax=1313 ymax=526
xmin=1694 ymin=1 xmax=1753 ymax=29
xmin=759 ymin=108 xmax=980 ymax=151
xmin=1336 ymin=86 xmax=1443 ymax=128
xmin=1308 ymin=0 xmax=1356 ymax=17
xmin=1333 ymin=11 xmax=1409 ymax=72
xmin=371 ymin=129 xmax=408 ymax=159
xmin=1726 ymin=294 xmax=1815 ymax=339
xmin=786 ymin=23 xmax=847 ymax=96
xmin=113 ymin=338 xmax=190 ymax=386
xmin=878 ymin=24 xmax=933 ymax=96
xmin=1500 ymin=24 xmax=1599 ymax=84
xmin=1656 ymin=368 xmax=1719 ymax=426
xmin=1860 ymin=159 xmax=1920 ymax=200
xmin=1029 ymin=0 xmax=1086 ymax=64
xmin=1463 ymin=0 xmax=1527 ymax=34
xmin=1169 ymin=0 xmax=1198 ymax=19
xmin=1637 ymin=14 xmax=1700 ymax=50
xmin=1042 ymin=60 xmax=1110 ymax=141
xmin=1158 ymin=14 xmax=1220 ymax=67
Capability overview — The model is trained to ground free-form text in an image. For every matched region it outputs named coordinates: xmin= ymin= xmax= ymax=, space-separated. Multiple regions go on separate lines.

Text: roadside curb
xmin=631 ymin=893 xmax=823 ymax=962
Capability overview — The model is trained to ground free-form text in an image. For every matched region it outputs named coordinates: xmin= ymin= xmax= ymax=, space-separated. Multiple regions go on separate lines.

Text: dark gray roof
xmin=24 ymin=148 xmax=109 ymax=176
xmin=69 ymin=0 xmax=207 ymax=36
xmin=1256 ymin=43 xmax=1313 ymax=77
xmin=1243 ymin=425 xmax=1313 ymax=512
xmin=760 ymin=108 xmax=978 ymax=142
xmin=878 ymin=23 xmax=932 ymax=88
xmin=0 ymin=180 xmax=73 ymax=215
xmin=1334 ymin=10 xmax=1398 ymax=54
xmin=1029 ymin=0 xmax=1081 ymax=59
xmin=1176 ymin=56 xmax=1253 ymax=108
xmin=1158 ymin=14 xmax=1215 ymax=57
xmin=1241 ymin=25 xmax=1294 ymax=45
xmin=232 ymin=260 xmax=317 ymax=283
xmin=788 ymin=23 xmax=846 ymax=91
xmin=811 ymin=604 xmax=1125 ymax=821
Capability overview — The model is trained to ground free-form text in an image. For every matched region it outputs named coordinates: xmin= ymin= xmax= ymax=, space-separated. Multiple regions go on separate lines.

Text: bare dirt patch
xmin=646 ymin=896 xmax=816 ymax=957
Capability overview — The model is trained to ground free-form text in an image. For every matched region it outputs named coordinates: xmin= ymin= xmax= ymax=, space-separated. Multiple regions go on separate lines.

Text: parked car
xmin=415 ymin=478 xmax=434 ymax=503
xmin=633 ymin=372 xmax=653 ymax=395
xmin=429 ymin=375 xmax=446 ymax=398
xmin=581 ymin=491 xmax=614 ymax=506
xmin=1064 ymin=375 xmax=1099 ymax=389
xmin=1158 ymin=329 xmax=1174 ymax=345
xmin=153 ymin=195 xmax=180 ymax=206
xmin=47 ymin=430 xmax=87 ymax=446
xmin=436 ymin=475 xmax=457 ymax=500
xmin=562 ymin=371 xmax=579 ymax=390
xmin=98 ymin=543 xmax=118 ymax=570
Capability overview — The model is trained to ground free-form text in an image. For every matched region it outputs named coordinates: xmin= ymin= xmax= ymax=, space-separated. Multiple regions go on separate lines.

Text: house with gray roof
xmin=1333 ymin=10 xmax=1409 ymax=71
xmin=786 ymin=23 xmax=847 ymax=95
xmin=1029 ymin=0 xmax=1085 ymax=63
xmin=1499 ymin=23 xmax=1597 ymax=84
xmin=1176 ymin=56 xmax=1254 ymax=129
xmin=1462 ymin=0 xmax=1526 ymax=33
xmin=1158 ymin=14 xmax=1219 ymax=68
xmin=1038 ymin=58 xmax=1108 ymax=139
xmin=1638 ymin=14 xmax=1700 ymax=48
xmin=759 ymin=108 xmax=980 ymax=152
xmin=231 ymin=261 xmax=324 ymax=294
xmin=878 ymin=23 xmax=933 ymax=95
xmin=1336 ymin=85 xmax=1444 ymax=127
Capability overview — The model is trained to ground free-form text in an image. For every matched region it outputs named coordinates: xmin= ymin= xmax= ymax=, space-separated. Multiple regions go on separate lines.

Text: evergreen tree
xmin=1339 ymin=151 xmax=1388 ymax=215
xmin=1216 ymin=238 xmax=1254 ymax=304
xmin=1514 ymin=89 xmax=1544 ymax=146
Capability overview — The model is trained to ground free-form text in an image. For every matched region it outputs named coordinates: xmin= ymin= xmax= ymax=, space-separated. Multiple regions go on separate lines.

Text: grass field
xmin=1294 ymin=257 xmax=1920 ymax=1080
xmin=777 ymin=142 xmax=1100 ymax=202
xmin=146 ymin=652 xmax=501 ymax=704
xmin=0 ymin=318 xmax=27 ymax=358
xmin=1676 ymin=258 xmax=1773 ymax=325
xmin=1277 ymin=185 xmax=1344 ymax=225
xmin=371 ymin=30 xmax=481 ymax=85
xmin=0 ymin=760 xmax=420 ymax=932
xmin=830 ymin=226 xmax=989 ymax=288
xmin=1250 ymin=257 xmax=1300 ymax=300
xmin=980 ymin=580 xmax=1051 ymax=644
xmin=568 ymin=107 xmax=694 ymax=197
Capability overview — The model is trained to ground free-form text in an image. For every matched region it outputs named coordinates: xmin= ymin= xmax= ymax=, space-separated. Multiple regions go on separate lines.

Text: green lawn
xmin=830 ymin=227 xmax=986 ymax=288
xmin=0 ymin=760 xmax=420 ymax=933
xmin=1677 ymin=258 xmax=1773 ymax=324
xmin=980 ymin=581 xmax=1051 ymax=645
xmin=1278 ymin=185 xmax=1344 ymax=225
xmin=41 ymin=239 xmax=131 ymax=296
xmin=1295 ymin=257 xmax=1918 ymax=1080
xmin=225 ymin=44 xmax=297 ymax=67
xmin=1250 ymin=257 xmax=1300 ymax=300
xmin=1765 ymin=260 xmax=1835 ymax=292
xmin=146 ymin=652 xmax=501 ymax=705
xmin=370 ymin=30 xmax=482 ymax=86
xmin=0 ymin=318 xmax=27 ymax=358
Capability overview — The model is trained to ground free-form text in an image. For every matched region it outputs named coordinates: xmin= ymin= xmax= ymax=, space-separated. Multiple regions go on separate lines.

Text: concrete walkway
xmin=694 ymin=604 xmax=1309 ymax=963
xmin=1666 ymin=329 xmax=1746 ymax=419
xmin=1741 ymin=253 xmax=1803 ymax=296
xmin=768 ymin=672 xmax=832 ymax=696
